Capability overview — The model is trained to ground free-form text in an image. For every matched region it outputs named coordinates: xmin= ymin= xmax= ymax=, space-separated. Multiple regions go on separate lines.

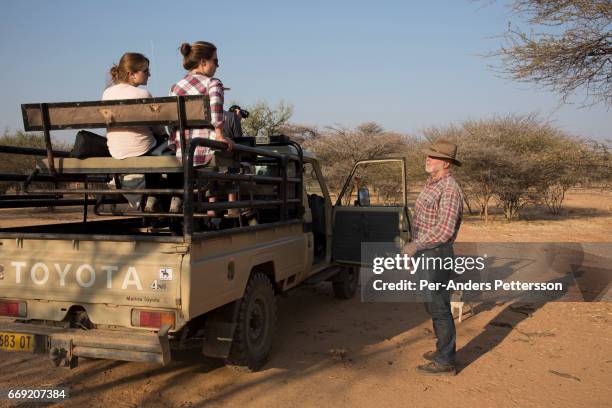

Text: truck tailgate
xmin=0 ymin=238 xmax=184 ymax=311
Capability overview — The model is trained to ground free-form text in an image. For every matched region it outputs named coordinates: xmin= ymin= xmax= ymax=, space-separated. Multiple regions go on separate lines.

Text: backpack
xmin=69 ymin=130 xmax=111 ymax=159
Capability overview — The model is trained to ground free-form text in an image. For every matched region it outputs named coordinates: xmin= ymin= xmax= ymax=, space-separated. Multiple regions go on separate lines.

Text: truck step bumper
xmin=0 ymin=320 xmax=171 ymax=367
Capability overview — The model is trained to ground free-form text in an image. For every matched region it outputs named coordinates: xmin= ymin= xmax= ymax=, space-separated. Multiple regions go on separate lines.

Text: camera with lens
xmin=228 ymin=105 xmax=250 ymax=119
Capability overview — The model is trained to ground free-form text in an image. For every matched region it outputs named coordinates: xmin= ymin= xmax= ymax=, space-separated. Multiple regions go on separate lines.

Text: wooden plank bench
xmin=22 ymin=95 xmax=211 ymax=131
xmin=22 ymin=95 xmax=212 ymax=174
xmin=21 ymin=95 xmax=250 ymax=177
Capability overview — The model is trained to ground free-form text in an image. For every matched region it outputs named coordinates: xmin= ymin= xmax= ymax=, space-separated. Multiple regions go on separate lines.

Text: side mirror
xmin=357 ymin=187 xmax=370 ymax=206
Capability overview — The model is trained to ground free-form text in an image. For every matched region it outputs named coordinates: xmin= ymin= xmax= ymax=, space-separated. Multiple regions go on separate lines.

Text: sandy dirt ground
xmin=0 ymin=189 xmax=610 ymax=408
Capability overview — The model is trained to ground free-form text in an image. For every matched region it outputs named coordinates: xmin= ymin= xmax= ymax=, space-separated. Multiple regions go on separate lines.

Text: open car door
xmin=332 ymin=158 xmax=411 ymax=265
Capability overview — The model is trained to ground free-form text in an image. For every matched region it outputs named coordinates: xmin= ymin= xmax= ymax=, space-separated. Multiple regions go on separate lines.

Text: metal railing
xmin=0 ymin=96 xmax=304 ymax=242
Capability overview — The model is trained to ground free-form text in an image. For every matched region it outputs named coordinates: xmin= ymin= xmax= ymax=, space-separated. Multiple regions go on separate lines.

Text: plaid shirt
xmin=412 ymin=173 xmax=464 ymax=250
xmin=169 ymin=73 xmax=224 ymax=166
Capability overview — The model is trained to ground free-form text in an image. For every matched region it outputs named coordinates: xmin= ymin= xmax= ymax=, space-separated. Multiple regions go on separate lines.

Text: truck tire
xmin=226 ymin=272 xmax=276 ymax=371
xmin=332 ymin=266 xmax=359 ymax=299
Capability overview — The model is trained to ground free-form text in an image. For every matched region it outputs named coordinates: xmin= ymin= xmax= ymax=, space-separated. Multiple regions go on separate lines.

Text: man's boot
xmin=416 ymin=361 xmax=456 ymax=376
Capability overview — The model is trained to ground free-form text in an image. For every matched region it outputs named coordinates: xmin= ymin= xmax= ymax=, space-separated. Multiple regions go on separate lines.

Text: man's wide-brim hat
xmin=424 ymin=139 xmax=461 ymax=166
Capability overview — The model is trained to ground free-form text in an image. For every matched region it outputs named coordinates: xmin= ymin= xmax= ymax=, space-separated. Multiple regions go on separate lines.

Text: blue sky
xmin=0 ymin=0 xmax=609 ymax=143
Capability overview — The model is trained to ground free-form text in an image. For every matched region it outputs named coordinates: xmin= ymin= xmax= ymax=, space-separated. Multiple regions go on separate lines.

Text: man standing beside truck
xmin=402 ymin=140 xmax=464 ymax=376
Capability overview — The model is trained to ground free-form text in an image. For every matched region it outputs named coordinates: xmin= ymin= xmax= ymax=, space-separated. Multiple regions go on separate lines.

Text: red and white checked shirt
xmin=412 ymin=173 xmax=464 ymax=250
xmin=169 ymin=73 xmax=224 ymax=166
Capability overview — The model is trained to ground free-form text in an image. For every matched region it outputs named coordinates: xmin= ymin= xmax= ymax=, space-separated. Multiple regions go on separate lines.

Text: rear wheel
xmin=332 ymin=266 xmax=359 ymax=299
xmin=226 ymin=272 xmax=276 ymax=371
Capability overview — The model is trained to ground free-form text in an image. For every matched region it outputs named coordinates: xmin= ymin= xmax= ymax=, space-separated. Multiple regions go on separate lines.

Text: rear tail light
xmin=131 ymin=309 xmax=175 ymax=329
xmin=0 ymin=300 xmax=26 ymax=317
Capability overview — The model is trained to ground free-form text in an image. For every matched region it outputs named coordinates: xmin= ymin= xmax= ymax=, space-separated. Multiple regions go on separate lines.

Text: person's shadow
xmin=452 ymin=241 xmax=612 ymax=373
xmin=456 ymin=273 xmax=572 ymax=373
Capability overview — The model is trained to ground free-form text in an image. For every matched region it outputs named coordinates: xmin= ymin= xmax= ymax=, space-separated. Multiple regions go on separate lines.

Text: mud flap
xmin=158 ymin=324 xmax=172 ymax=365
xmin=201 ymin=301 xmax=240 ymax=359
xmin=49 ymin=338 xmax=78 ymax=368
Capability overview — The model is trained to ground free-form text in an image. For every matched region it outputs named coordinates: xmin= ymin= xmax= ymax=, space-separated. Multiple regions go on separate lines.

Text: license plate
xmin=0 ymin=332 xmax=35 ymax=352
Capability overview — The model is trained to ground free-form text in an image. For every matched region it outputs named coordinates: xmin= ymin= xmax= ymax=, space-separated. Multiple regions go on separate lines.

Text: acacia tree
xmin=303 ymin=122 xmax=411 ymax=196
xmin=240 ymin=101 xmax=293 ymax=137
xmin=492 ymin=0 xmax=612 ymax=105
xmin=536 ymin=136 xmax=592 ymax=214
xmin=582 ymin=139 xmax=612 ymax=187
xmin=278 ymin=123 xmax=321 ymax=143
xmin=425 ymin=115 xmax=593 ymax=220
xmin=457 ymin=141 xmax=507 ymax=222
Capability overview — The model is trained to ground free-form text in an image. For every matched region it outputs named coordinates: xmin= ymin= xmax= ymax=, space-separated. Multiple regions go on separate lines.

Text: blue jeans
xmin=146 ymin=140 xmax=170 ymax=156
xmin=419 ymin=244 xmax=456 ymax=366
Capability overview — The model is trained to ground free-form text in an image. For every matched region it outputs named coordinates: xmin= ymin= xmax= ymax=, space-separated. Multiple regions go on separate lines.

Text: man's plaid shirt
xmin=412 ymin=173 xmax=464 ymax=250
xmin=169 ymin=73 xmax=224 ymax=166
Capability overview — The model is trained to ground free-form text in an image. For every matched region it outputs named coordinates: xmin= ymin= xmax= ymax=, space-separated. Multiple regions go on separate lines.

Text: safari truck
xmin=0 ymin=95 xmax=411 ymax=371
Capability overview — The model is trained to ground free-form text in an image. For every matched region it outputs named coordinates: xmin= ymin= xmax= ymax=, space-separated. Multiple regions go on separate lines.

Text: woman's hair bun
xmin=109 ymin=64 xmax=119 ymax=81
xmin=107 ymin=53 xmax=149 ymax=86
xmin=180 ymin=43 xmax=191 ymax=56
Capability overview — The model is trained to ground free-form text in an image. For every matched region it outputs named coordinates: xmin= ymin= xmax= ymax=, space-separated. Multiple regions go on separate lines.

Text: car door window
xmin=338 ymin=160 xmax=405 ymax=207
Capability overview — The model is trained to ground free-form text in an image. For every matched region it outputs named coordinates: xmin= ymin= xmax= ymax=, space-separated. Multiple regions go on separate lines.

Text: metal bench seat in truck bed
xmin=36 ymin=156 xmax=184 ymax=174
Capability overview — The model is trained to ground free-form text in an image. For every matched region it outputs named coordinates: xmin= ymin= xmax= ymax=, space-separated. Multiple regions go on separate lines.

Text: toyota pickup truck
xmin=0 ymin=95 xmax=411 ymax=370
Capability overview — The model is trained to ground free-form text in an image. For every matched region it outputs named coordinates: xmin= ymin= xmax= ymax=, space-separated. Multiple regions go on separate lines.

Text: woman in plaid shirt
xmin=169 ymin=41 xmax=235 ymax=165
xmin=168 ymin=41 xmax=236 ymax=216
